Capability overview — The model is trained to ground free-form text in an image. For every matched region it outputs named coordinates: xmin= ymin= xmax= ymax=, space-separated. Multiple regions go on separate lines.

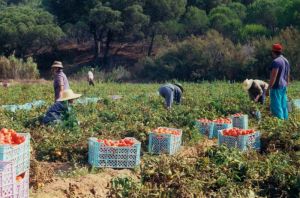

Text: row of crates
xmin=0 ymin=133 xmax=30 ymax=198
xmin=88 ymin=128 xmax=182 ymax=169
xmin=196 ymin=114 xmax=260 ymax=151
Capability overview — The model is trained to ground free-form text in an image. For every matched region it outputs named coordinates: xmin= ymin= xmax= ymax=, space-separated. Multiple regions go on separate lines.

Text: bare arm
xmin=59 ymin=85 xmax=64 ymax=99
xmin=269 ymin=68 xmax=279 ymax=88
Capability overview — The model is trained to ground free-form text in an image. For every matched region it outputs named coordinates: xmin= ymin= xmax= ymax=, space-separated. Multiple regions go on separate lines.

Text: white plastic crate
xmin=0 ymin=133 xmax=30 ymax=175
xmin=0 ymin=161 xmax=15 ymax=198
xmin=15 ymin=171 xmax=29 ymax=198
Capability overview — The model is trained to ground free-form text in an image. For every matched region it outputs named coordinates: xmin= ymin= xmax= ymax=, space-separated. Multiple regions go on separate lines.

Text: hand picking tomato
xmin=222 ymin=128 xmax=255 ymax=137
xmin=152 ymin=127 xmax=181 ymax=136
xmin=98 ymin=138 xmax=135 ymax=147
xmin=0 ymin=128 xmax=26 ymax=145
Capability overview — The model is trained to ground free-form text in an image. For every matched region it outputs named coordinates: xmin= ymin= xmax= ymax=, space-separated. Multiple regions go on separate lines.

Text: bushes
xmin=0 ymin=55 xmax=39 ymax=79
xmin=140 ymin=28 xmax=300 ymax=82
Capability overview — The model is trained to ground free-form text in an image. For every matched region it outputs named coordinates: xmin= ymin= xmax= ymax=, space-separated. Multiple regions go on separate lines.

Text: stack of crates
xmin=88 ymin=137 xmax=141 ymax=168
xmin=148 ymin=127 xmax=182 ymax=155
xmin=0 ymin=133 xmax=30 ymax=198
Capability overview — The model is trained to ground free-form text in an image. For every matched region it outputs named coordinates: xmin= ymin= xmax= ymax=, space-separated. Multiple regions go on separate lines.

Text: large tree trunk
xmin=147 ymin=32 xmax=155 ymax=56
xmin=103 ymin=30 xmax=112 ymax=69
xmin=93 ymin=31 xmax=102 ymax=62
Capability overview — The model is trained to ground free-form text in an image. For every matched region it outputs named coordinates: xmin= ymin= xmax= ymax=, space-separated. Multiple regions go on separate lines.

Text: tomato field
xmin=0 ymin=81 xmax=300 ymax=197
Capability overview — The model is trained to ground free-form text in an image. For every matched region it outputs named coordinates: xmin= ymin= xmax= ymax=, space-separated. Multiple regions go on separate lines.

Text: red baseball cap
xmin=272 ymin=43 xmax=283 ymax=52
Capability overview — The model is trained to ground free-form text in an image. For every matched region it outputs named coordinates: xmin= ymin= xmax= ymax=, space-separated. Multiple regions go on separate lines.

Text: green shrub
xmin=0 ymin=55 xmax=39 ymax=79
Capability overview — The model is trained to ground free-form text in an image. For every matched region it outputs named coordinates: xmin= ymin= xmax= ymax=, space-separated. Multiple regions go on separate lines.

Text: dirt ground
xmin=30 ymin=139 xmax=216 ymax=198
xmin=30 ymin=168 xmax=135 ymax=198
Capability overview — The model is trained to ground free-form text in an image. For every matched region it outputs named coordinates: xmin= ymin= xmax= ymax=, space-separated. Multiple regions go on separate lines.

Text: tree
xmin=89 ymin=3 xmax=123 ymax=67
xmin=239 ymin=24 xmax=269 ymax=42
xmin=0 ymin=6 xmax=64 ymax=57
xmin=246 ymin=0 xmax=283 ymax=33
xmin=281 ymin=0 xmax=300 ymax=29
xmin=144 ymin=0 xmax=187 ymax=56
xmin=182 ymin=6 xmax=209 ymax=35
xmin=42 ymin=0 xmax=99 ymax=25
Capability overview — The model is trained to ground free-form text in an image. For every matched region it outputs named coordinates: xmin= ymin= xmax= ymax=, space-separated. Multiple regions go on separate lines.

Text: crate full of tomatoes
xmin=88 ymin=137 xmax=141 ymax=168
xmin=0 ymin=128 xmax=30 ymax=175
xmin=148 ymin=127 xmax=182 ymax=155
xmin=196 ymin=119 xmax=215 ymax=139
xmin=231 ymin=113 xmax=248 ymax=129
xmin=212 ymin=118 xmax=233 ymax=138
xmin=218 ymin=128 xmax=260 ymax=151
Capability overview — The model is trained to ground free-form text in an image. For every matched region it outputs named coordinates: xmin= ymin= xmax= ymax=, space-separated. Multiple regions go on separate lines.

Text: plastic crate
xmin=76 ymin=97 xmax=100 ymax=105
xmin=15 ymin=171 xmax=29 ymax=198
xmin=0 ymin=133 xmax=30 ymax=175
xmin=195 ymin=121 xmax=214 ymax=139
xmin=213 ymin=122 xmax=232 ymax=139
xmin=88 ymin=137 xmax=141 ymax=168
xmin=231 ymin=115 xmax=248 ymax=129
xmin=148 ymin=128 xmax=182 ymax=155
xmin=218 ymin=130 xmax=260 ymax=151
xmin=0 ymin=161 xmax=15 ymax=198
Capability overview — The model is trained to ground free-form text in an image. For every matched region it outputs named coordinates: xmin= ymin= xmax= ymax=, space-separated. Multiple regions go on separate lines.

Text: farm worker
xmin=88 ymin=68 xmax=95 ymax=86
xmin=242 ymin=79 xmax=269 ymax=104
xmin=266 ymin=43 xmax=290 ymax=120
xmin=52 ymin=61 xmax=70 ymax=102
xmin=158 ymin=83 xmax=183 ymax=109
xmin=42 ymin=89 xmax=82 ymax=125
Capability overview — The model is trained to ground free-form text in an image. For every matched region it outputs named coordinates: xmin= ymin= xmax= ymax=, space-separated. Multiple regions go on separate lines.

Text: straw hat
xmin=51 ymin=61 xmax=63 ymax=68
xmin=57 ymin=89 xmax=82 ymax=102
xmin=242 ymin=79 xmax=253 ymax=91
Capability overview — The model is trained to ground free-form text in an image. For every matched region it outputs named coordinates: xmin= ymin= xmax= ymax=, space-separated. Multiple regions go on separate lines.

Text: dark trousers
xmin=88 ymin=80 xmax=95 ymax=86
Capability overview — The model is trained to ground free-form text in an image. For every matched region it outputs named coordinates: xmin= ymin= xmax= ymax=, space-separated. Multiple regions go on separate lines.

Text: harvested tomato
xmin=152 ymin=127 xmax=181 ymax=136
xmin=222 ymin=128 xmax=255 ymax=137
xmin=213 ymin=118 xmax=232 ymax=124
xmin=98 ymin=138 xmax=135 ymax=147
xmin=0 ymin=128 xmax=25 ymax=145
xmin=198 ymin=118 xmax=212 ymax=123
xmin=232 ymin=113 xmax=243 ymax=117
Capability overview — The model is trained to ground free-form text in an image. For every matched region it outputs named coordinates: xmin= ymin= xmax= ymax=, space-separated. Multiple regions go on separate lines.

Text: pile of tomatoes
xmin=213 ymin=118 xmax=232 ymax=124
xmin=0 ymin=128 xmax=26 ymax=145
xmin=152 ymin=127 xmax=181 ymax=136
xmin=232 ymin=113 xmax=243 ymax=117
xmin=198 ymin=118 xmax=212 ymax=123
xmin=222 ymin=128 xmax=256 ymax=137
xmin=98 ymin=138 xmax=135 ymax=147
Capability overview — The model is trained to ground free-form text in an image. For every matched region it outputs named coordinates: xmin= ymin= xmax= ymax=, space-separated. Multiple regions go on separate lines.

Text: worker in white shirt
xmin=88 ymin=68 xmax=95 ymax=86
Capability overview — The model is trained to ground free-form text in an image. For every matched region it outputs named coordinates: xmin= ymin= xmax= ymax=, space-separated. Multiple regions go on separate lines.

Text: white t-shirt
xmin=88 ymin=71 xmax=94 ymax=80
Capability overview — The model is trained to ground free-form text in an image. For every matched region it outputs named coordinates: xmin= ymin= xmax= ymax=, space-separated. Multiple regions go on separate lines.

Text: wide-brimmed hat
xmin=174 ymin=83 xmax=184 ymax=92
xmin=242 ymin=79 xmax=253 ymax=91
xmin=57 ymin=89 xmax=82 ymax=102
xmin=51 ymin=61 xmax=63 ymax=68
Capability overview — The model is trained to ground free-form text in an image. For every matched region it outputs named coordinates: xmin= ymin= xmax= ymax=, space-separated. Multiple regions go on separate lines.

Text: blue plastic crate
xmin=213 ymin=122 xmax=232 ymax=139
xmin=195 ymin=121 xmax=215 ymax=139
xmin=148 ymin=128 xmax=182 ymax=155
xmin=0 ymin=133 xmax=30 ymax=176
xmin=88 ymin=137 xmax=141 ymax=168
xmin=0 ymin=161 xmax=16 ymax=198
xmin=231 ymin=115 xmax=248 ymax=129
xmin=218 ymin=130 xmax=260 ymax=151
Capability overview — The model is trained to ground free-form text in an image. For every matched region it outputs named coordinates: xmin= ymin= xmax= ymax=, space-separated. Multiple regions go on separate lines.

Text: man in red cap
xmin=267 ymin=43 xmax=290 ymax=120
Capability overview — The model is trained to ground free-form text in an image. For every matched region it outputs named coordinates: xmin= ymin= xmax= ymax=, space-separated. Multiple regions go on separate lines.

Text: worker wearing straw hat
xmin=52 ymin=61 xmax=70 ymax=101
xmin=243 ymin=79 xmax=268 ymax=104
xmin=266 ymin=43 xmax=290 ymax=120
xmin=42 ymin=89 xmax=82 ymax=125
xmin=158 ymin=83 xmax=184 ymax=109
